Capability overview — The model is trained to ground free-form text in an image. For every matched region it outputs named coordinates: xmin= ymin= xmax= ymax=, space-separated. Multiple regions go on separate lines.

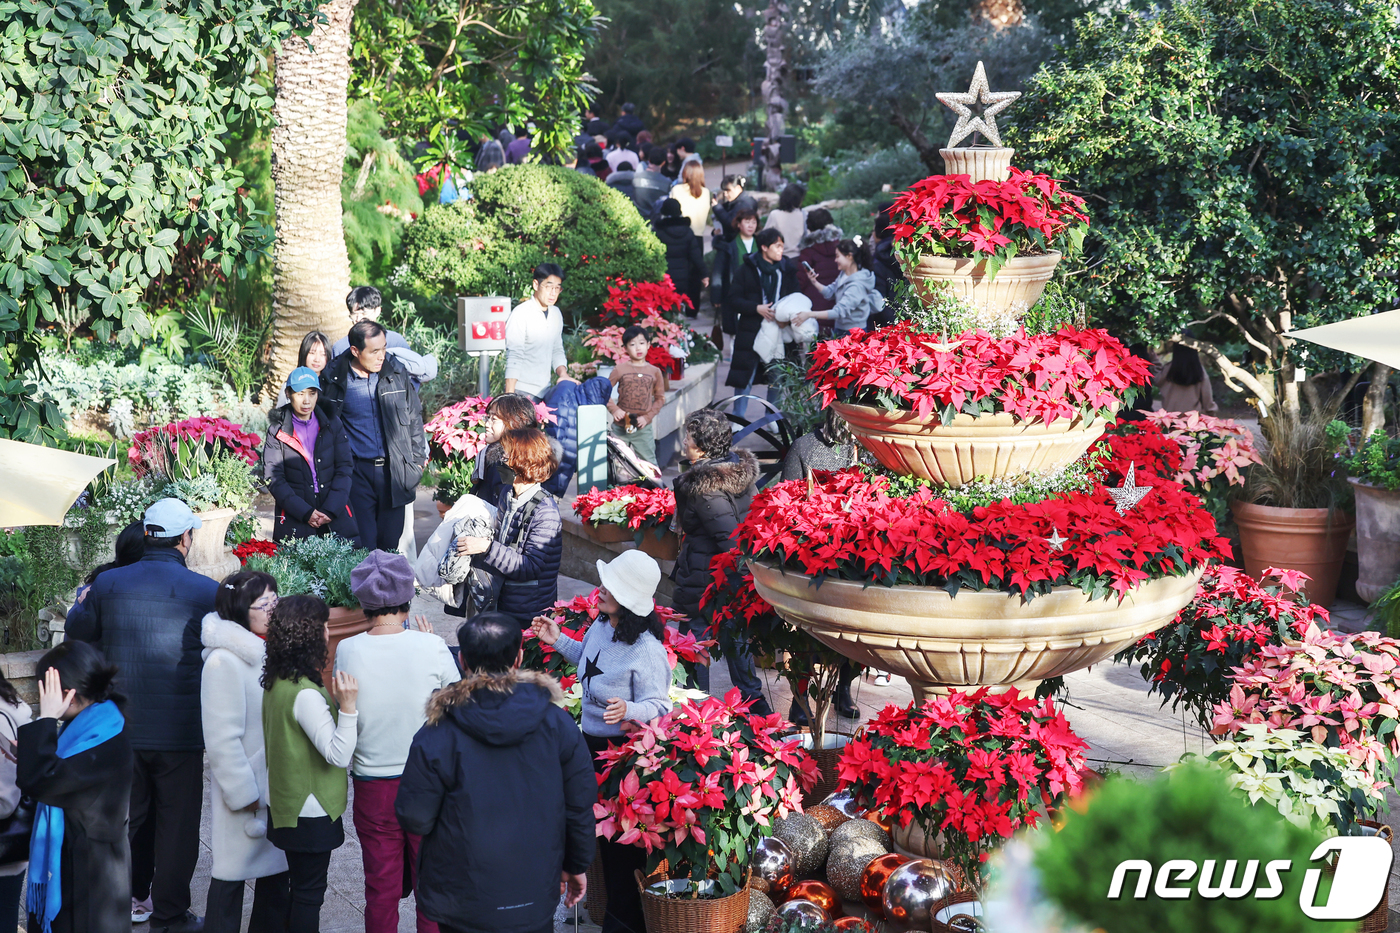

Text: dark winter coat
xmin=68 ymin=550 xmax=216 ymax=751
xmin=18 ymin=717 xmax=132 ymax=933
xmin=477 ymin=486 xmax=563 ymax=621
xmin=317 ymin=351 xmax=428 ymax=510
xmin=605 ymin=170 xmax=636 ymax=205
xmin=725 ymin=252 xmax=799 ymax=389
xmin=653 ymin=215 xmax=705 ymax=302
xmin=397 ymin=670 xmax=595 ymax=933
xmin=612 ymin=114 xmax=646 ymax=138
xmin=671 ymin=449 xmax=760 ymax=616
xmin=872 ymin=238 xmax=904 ymax=306
xmin=263 ymin=405 xmax=359 ymax=543
xmin=631 ymin=169 xmax=672 ymax=217
xmin=797 ymin=226 xmax=844 ymax=313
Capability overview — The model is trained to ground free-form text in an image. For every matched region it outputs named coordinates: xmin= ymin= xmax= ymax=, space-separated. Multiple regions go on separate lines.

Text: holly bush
xmin=401 ymin=166 xmax=666 ymax=317
xmin=1011 ymin=0 xmax=1400 ymax=408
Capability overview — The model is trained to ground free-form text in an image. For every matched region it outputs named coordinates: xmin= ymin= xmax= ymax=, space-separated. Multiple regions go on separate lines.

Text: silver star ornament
xmin=1108 ymin=462 xmax=1152 ymax=515
xmin=1045 ymin=527 xmax=1068 ymax=551
xmin=935 ymin=61 xmax=1022 ymax=149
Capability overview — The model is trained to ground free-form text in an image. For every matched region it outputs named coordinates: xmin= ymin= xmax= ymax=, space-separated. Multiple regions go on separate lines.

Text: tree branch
xmin=1173 ymin=333 xmax=1276 ymax=413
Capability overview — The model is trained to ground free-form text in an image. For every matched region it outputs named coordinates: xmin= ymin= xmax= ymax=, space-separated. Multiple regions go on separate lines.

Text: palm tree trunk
xmin=270 ymin=0 xmax=358 ymax=384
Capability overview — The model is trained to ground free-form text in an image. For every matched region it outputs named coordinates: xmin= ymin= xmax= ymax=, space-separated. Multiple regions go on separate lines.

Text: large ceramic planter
xmin=939 ymin=147 xmax=1012 ymax=183
xmin=1348 ymin=479 xmax=1400 ymax=603
xmin=831 ymin=402 xmax=1114 ymax=486
xmin=323 ymin=606 xmax=371 ymax=685
xmin=187 ymin=508 xmax=240 ymax=583
xmin=1231 ymin=501 xmax=1354 ymax=608
xmin=902 ymin=251 xmax=1060 ymax=322
xmin=749 ymin=560 xmax=1203 ymax=696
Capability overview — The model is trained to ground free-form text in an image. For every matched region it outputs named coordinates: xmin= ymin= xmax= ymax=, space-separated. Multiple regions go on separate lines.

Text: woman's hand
xmin=531 ymin=616 xmax=561 ymax=646
xmin=805 ymin=267 xmax=821 ymax=287
xmin=37 ymin=668 xmax=74 ymax=721
xmin=330 ymin=670 xmax=359 ymax=715
xmin=412 ymin=614 xmax=433 ymax=633
xmin=456 ymin=536 xmax=490 ymax=556
xmin=791 ymin=311 xmax=812 ymax=326
xmin=308 ymin=510 xmax=332 ymax=528
xmin=756 ymin=303 xmax=776 ymax=322
xmin=603 ymin=697 xmax=629 ymax=725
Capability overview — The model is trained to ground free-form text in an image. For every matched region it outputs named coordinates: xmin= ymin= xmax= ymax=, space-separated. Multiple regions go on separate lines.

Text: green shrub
xmin=244 ymin=535 xmax=370 ymax=609
xmin=821 ymin=144 xmax=929 ymax=201
xmin=1346 ymin=430 xmax=1400 ymax=491
xmin=342 ymin=99 xmax=425 ymax=284
xmin=401 ymin=165 xmax=666 ymax=319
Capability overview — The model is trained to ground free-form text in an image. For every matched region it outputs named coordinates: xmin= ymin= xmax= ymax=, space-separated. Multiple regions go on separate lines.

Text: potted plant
xmin=241 ymin=535 xmax=372 ymax=678
xmin=835 ymin=687 xmax=1089 ymax=882
xmin=126 ymin=416 xmax=263 ymax=581
xmin=425 ymin=396 xmax=557 ymax=509
xmin=573 ymin=485 xmax=678 ymax=558
xmin=809 ymin=324 xmax=1148 ymax=485
xmin=1116 ymin=566 xmax=1325 ymax=731
xmin=593 ymin=690 xmax=818 ymax=928
xmin=702 ymin=550 xmax=860 ymax=800
xmin=1344 ymin=431 xmax=1400 ymax=602
xmin=1231 ymin=410 xmax=1353 ymax=606
xmin=888 ymin=167 xmax=1089 ymax=320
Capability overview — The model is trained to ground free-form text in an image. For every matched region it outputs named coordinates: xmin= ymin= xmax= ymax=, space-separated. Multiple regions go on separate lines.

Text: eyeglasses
xmin=251 ymin=596 xmax=279 ymax=613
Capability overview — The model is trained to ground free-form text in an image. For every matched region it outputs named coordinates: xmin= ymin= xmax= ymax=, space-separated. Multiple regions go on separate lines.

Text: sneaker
xmin=873 ymin=671 xmax=892 ymax=686
xmin=131 ymin=898 xmax=154 ymax=924
xmin=151 ymin=912 xmax=203 ymax=933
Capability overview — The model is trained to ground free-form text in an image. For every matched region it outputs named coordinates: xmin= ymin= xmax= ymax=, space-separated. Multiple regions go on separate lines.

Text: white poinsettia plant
xmin=1175 ymin=724 xmax=1384 ymax=836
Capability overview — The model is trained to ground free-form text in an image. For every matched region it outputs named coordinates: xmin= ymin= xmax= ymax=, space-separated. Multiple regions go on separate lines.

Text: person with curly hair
xmin=261 ymin=596 xmax=359 ymax=933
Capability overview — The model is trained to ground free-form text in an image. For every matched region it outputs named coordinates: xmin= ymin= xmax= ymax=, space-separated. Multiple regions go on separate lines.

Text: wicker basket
xmin=585 ymin=843 xmax=607 ymax=926
xmin=788 ymin=729 xmax=856 ymax=804
xmin=635 ymin=870 xmax=751 ymax=933
xmin=928 ymin=889 xmax=983 ymax=933
xmin=1359 ymin=821 xmax=1392 ymax=933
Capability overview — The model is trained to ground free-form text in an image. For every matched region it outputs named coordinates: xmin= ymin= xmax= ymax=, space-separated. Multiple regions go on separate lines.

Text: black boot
xmin=836 ymin=663 xmax=860 ymax=719
xmin=787 ymin=700 xmax=810 ymax=728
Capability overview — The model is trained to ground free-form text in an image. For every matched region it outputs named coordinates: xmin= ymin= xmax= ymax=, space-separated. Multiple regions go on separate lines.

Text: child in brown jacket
xmin=607 ymin=326 xmax=667 ymax=466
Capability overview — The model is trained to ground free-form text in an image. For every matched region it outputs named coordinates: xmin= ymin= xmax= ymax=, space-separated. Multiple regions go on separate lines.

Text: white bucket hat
xmin=596 ymin=550 xmax=663 ymax=617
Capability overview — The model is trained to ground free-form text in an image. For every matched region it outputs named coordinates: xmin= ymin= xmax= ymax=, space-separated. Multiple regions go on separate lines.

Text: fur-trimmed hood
xmin=674 ymin=448 xmax=760 ymax=499
xmin=425 ymin=669 xmax=564 ymax=746
xmin=798 ymin=224 xmax=844 ymax=249
xmin=201 ymin=611 xmax=266 ymax=666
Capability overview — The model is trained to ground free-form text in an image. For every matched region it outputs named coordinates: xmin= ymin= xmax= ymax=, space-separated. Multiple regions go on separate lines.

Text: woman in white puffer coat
xmin=201 ymin=571 xmax=290 ymax=933
xmin=797 ymin=237 xmax=885 ymax=338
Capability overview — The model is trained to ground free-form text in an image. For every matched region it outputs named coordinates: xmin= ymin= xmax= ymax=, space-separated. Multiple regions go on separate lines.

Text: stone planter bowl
xmin=831 ymin=403 xmax=1114 ymax=487
xmin=749 ymin=560 xmax=1203 ymax=697
xmin=902 ymin=251 xmax=1060 ymax=323
xmin=938 ymin=147 xmax=1013 ymax=183
xmin=187 ymin=508 xmax=240 ymax=583
xmin=1349 ymin=478 xmax=1400 ymax=604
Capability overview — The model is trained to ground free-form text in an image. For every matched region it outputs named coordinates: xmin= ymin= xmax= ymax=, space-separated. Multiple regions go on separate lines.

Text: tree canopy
xmin=0 ymin=0 xmax=319 ymax=440
xmin=1011 ymin=0 xmax=1400 ymax=413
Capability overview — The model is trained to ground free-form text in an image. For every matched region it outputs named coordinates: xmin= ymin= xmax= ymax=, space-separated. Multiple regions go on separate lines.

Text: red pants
xmin=352 ymin=776 xmax=440 ymax=933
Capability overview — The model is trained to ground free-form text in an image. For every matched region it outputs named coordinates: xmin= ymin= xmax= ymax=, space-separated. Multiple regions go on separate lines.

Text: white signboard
xmin=715 ymin=135 xmax=734 ymax=148
xmin=457 ymin=296 xmax=511 ymax=352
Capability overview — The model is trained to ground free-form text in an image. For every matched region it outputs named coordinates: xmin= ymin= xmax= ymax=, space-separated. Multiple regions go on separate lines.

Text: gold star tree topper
xmin=935 ymin=61 xmax=1022 ymax=149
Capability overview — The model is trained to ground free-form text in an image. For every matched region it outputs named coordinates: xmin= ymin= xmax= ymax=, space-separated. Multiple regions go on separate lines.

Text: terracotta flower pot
xmin=1231 ymin=501 xmax=1354 ymax=608
xmin=187 ymin=508 xmax=240 ymax=583
xmin=636 ymin=527 xmax=680 ymax=562
xmin=585 ymin=521 xmax=635 ymax=545
xmin=748 ymin=560 xmax=1203 ymax=697
xmin=831 ymin=402 xmax=1114 ymax=486
xmin=1348 ymin=479 xmax=1400 ymax=603
xmin=901 ymin=251 xmax=1060 ymax=323
xmin=323 ymin=605 xmax=371 ymax=685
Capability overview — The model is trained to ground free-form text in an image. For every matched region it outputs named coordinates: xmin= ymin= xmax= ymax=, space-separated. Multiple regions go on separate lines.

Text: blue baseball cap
xmin=286 ymin=367 xmax=321 ymax=394
xmin=143 ymin=498 xmax=203 ymax=538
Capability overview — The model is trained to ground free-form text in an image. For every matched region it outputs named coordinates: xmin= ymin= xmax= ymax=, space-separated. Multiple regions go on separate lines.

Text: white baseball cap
xmin=143 ymin=498 xmax=203 ymax=538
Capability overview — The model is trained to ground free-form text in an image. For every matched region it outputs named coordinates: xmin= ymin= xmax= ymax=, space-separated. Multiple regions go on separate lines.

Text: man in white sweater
xmin=504 ymin=262 xmax=578 ymax=400
xmin=333 ymin=551 xmax=460 ymax=933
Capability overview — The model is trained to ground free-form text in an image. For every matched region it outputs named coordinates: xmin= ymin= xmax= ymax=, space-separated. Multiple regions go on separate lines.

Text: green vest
xmin=262 ymin=676 xmax=348 ymax=830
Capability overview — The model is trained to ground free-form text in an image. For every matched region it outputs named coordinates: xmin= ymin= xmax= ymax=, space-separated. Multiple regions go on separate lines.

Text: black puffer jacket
xmin=397 ymin=670 xmax=595 ymax=933
xmin=653 ymin=214 xmax=705 ymax=300
xmin=68 ymin=549 xmax=216 ymax=750
xmin=317 ymin=351 xmax=428 ymax=509
xmin=263 ymin=405 xmax=359 ymax=543
xmin=477 ymin=486 xmax=563 ymax=620
xmin=671 ymin=449 xmax=760 ymax=616
xmin=726 ymin=252 xmax=799 ymax=389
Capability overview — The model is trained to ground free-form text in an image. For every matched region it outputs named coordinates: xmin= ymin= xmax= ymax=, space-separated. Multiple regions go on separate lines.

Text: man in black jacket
xmin=397 ymin=613 xmax=594 ymax=933
xmin=319 ymin=320 xmax=428 ymax=550
xmin=69 ymin=497 xmax=218 ymax=933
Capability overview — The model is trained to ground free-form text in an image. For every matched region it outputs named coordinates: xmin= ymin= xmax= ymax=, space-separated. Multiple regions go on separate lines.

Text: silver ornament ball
xmin=777 ymin=898 xmax=831 ymax=924
xmin=820 ymin=789 xmax=865 ymax=819
xmin=774 ymin=812 xmax=830 ymax=876
xmin=881 ymin=859 xmax=959 ymax=932
xmin=745 ymin=890 xmax=777 ymax=933
xmin=751 ymin=835 xmax=796 ymax=897
xmin=825 ymin=836 xmax=887 ymax=901
xmin=829 ymin=817 xmax=891 ymax=853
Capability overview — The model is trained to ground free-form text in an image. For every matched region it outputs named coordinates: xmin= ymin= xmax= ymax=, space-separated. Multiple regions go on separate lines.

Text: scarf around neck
xmin=29 ymin=700 xmax=125 ymax=933
xmin=755 ymin=254 xmax=781 ymax=305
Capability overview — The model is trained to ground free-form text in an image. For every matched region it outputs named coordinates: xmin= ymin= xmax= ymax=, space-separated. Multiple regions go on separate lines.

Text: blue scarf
xmin=28 ymin=701 xmax=124 ymax=933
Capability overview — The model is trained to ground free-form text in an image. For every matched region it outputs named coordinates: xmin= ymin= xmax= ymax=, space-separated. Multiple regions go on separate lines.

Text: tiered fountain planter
xmin=902 ymin=250 xmax=1062 ymax=322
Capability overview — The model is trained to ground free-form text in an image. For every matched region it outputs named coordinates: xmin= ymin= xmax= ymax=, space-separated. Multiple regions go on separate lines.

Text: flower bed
xmin=573 ymin=485 xmax=676 ymax=530
xmin=594 ymin=689 xmax=818 ymax=892
xmin=1211 ymin=624 xmax=1400 ymax=788
xmin=808 ymin=324 xmax=1151 ymax=425
xmin=836 ymin=688 xmax=1088 ymax=880
xmin=128 ymin=416 xmax=262 ymax=473
xmin=598 ymin=275 xmax=692 ymax=327
xmin=889 ymin=168 xmax=1089 ymax=275
xmin=735 ymin=468 xmax=1226 ymax=599
xmin=233 ymin=539 xmax=278 ymax=564
xmin=242 ymin=535 xmax=370 ymax=609
xmin=1117 ymin=566 xmax=1323 ymax=730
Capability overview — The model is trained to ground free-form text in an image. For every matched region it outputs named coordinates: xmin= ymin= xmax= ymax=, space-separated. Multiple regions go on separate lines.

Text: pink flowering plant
xmin=1141 ymin=410 xmax=1261 ymax=524
xmin=1211 ymin=623 xmax=1400 ymax=790
xmin=128 ymin=417 xmax=261 ymax=476
xmin=594 ymin=689 xmax=819 ymax=894
xmin=584 ymin=313 xmax=690 ymax=366
xmin=1117 ymin=567 xmax=1325 ymax=730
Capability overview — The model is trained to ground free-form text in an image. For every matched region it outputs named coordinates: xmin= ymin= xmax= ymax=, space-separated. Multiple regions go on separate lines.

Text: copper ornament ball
xmin=833 ymin=917 xmax=876 ymax=932
xmin=774 ymin=812 xmax=830 ymax=876
xmin=825 ymin=836 xmax=887 ymax=901
xmin=860 ymin=852 xmax=911 ymax=917
xmin=805 ymin=803 xmax=850 ymax=834
xmin=786 ymin=880 xmax=841 ymax=918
